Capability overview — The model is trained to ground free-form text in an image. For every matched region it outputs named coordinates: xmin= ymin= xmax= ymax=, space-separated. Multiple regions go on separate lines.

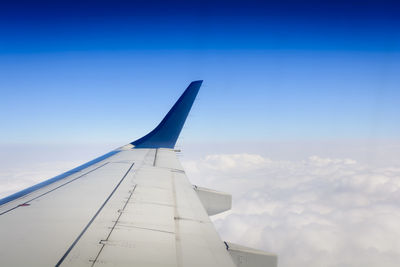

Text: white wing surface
xmin=0 ymin=81 xmax=277 ymax=267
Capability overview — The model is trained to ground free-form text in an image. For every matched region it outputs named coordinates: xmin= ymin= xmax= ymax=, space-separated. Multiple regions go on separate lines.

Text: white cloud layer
xmin=182 ymin=153 xmax=400 ymax=267
xmin=0 ymin=144 xmax=114 ymax=197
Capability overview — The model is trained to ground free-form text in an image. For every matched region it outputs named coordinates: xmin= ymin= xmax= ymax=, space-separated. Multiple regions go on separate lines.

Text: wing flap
xmin=225 ymin=242 xmax=278 ymax=267
xmin=194 ymin=186 xmax=232 ymax=216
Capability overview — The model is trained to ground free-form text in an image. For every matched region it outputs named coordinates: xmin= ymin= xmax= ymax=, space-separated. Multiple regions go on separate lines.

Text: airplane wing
xmin=0 ymin=81 xmax=277 ymax=267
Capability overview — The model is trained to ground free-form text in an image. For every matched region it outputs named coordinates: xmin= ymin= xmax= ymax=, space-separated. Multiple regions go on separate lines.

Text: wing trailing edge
xmin=194 ymin=185 xmax=232 ymax=216
xmin=131 ymin=80 xmax=202 ymax=149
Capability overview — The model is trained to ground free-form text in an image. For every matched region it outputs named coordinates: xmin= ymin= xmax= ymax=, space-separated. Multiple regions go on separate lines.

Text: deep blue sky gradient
xmin=1 ymin=0 xmax=400 ymax=52
xmin=0 ymin=0 xmax=399 ymax=144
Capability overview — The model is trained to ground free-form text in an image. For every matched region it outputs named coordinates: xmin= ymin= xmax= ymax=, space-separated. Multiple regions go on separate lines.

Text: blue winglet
xmin=131 ymin=80 xmax=202 ymax=148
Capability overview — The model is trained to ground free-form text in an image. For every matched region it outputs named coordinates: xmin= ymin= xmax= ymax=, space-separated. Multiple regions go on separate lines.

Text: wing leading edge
xmin=0 ymin=81 xmax=277 ymax=267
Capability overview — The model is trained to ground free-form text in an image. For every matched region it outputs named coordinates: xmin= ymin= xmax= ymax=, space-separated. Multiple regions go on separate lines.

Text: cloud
xmin=182 ymin=154 xmax=400 ymax=267
xmin=0 ymin=144 xmax=113 ymax=197
xmin=0 ymin=161 xmax=82 ymax=197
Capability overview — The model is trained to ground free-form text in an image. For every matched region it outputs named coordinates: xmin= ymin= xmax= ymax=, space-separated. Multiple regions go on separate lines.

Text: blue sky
xmin=0 ymin=0 xmax=399 ymax=144
xmin=1 ymin=3 xmax=400 ymax=266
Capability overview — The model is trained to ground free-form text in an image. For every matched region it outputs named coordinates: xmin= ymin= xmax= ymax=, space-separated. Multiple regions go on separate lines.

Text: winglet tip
xmin=130 ymin=81 xmax=202 ymax=148
xmin=189 ymin=80 xmax=203 ymax=89
xmin=192 ymin=80 xmax=203 ymax=84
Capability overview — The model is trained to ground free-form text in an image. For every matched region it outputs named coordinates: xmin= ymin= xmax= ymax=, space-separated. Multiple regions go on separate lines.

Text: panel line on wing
xmin=90 ymin=183 xmax=138 ymax=266
xmin=153 ymin=148 xmax=159 ymax=166
xmin=55 ymin=162 xmax=135 ymax=267
xmin=171 ymin=168 xmax=183 ymax=267
xmin=105 ymin=225 xmax=175 ymax=235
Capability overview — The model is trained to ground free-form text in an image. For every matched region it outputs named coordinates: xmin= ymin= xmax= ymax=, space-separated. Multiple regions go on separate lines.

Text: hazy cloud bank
xmin=182 ymin=153 xmax=400 ymax=267
xmin=0 ymin=144 xmax=114 ymax=197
